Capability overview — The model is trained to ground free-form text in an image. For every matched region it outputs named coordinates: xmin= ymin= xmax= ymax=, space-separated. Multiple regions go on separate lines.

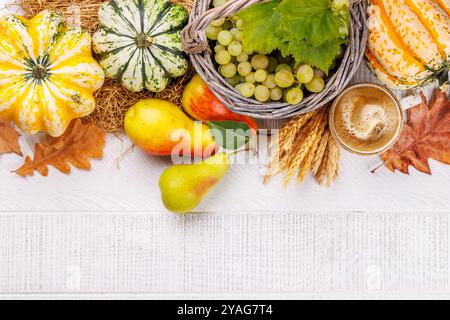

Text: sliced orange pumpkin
xmin=365 ymin=49 xmax=419 ymax=90
xmin=406 ymin=0 xmax=450 ymax=59
xmin=368 ymin=1 xmax=432 ymax=82
xmin=366 ymin=0 xmax=450 ymax=90
xmin=380 ymin=0 xmax=445 ymax=70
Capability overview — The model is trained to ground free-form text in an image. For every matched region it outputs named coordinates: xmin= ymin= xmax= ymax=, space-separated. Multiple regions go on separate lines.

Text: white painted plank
xmin=0 ymin=213 xmax=448 ymax=293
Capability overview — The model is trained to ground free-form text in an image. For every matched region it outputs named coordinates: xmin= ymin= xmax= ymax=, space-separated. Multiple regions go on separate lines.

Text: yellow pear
xmin=159 ymin=152 xmax=230 ymax=213
xmin=124 ymin=99 xmax=218 ymax=157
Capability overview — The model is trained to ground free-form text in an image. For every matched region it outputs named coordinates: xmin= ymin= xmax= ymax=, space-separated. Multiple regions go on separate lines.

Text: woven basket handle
xmin=182 ymin=0 xmax=263 ymax=54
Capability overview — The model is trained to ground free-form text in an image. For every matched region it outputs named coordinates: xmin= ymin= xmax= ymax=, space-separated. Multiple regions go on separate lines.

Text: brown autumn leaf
xmin=15 ymin=119 xmax=105 ymax=177
xmin=381 ymin=90 xmax=450 ymax=175
xmin=0 ymin=119 xmax=22 ymax=156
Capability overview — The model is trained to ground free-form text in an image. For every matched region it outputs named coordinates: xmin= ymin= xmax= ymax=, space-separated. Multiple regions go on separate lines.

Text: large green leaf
xmin=208 ymin=121 xmax=251 ymax=151
xmin=276 ymin=0 xmax=348 ymax=47
xmin=236 ymin=0 xmax=281 ymax=54
xmin=236 ymin=0 xmax=350 ymax=74
xmin=283 ymin=37 xmax=347 ymax=74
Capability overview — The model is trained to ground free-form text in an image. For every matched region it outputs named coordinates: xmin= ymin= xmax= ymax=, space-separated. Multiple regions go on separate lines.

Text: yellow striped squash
xmin=366 ymin=0 xmax=450 ymax=90
xmin=0 ymin=10 xmax=105 ymax=137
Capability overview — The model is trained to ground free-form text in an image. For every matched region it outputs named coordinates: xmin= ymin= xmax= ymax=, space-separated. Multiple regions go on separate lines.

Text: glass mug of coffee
xmin=329 ymin=83 xmax=406 ymax=155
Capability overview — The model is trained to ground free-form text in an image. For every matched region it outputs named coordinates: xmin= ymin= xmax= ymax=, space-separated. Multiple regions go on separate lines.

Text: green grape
xmin=205 ymin=25 xmax=222 ymax=40
xmin=238 ymin=75 xmax=245 ymax=83
xmin=236 ymin=53 xmax=249 ymax=63
xmin=296 ymin=65 xmax=314 ymax=84
xmin=284 ymin=87 xmax=304 ymax=104
xmin=235 ymin=83 xmax=244 ymax=92
xmin=240 ymin=83 xmax=256 ymax=98
xmin=254 ymin=85 xmax=270 ymax=102
xmin=251 ymin=54 xmax=269 ymax=70
xmin=228 ymin=41 xmax=243 ymax=56
xmin=237 ymin=61 xmax=252 ymax=77
xmin=214 ymin=44 xmax=226 ymax=53
xmin=274 ymin=70 xmax=295 ymax=88
xmin=262 ymin=74 xmax=276 ymax=89
xmin=270 ymin=87 xmax=283 ymax=101
xmin=220 ymin=63 xmax=237 ymax=78
xmin=211 ymin=17 xmax=225 ymax=27
xmin=254 ymin=69 xmax=267 ymax=82
xmin=235 ymin=30 xmax=243 ymax=41
xmin=305 ymin=76 xmax=325 ymax=93
xmin=226 ymin=75 xmax=240 ymax=86
xmin=218 ymin=30 xmax=233 ymax=46
xmin=267 ymin=57 xmax=278 ymax=73
xmin=215 ymin=50 xmax=231 ymax=65
xmin=245 ymin=72 xmax=256 ymax=84
xmin=275 ymin=63 xmax=292 ymax=73
xmin=213 ymin=0 xmax=228 ymax=7
xmin=236 ymin=19 xmax=244 ymax=30
xmin=230 ymin=28 xmax=239 ymax=39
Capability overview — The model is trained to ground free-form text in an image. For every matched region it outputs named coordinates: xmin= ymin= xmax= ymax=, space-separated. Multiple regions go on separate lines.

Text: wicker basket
xmin=182 ymin=0 xmax=368 ymax=122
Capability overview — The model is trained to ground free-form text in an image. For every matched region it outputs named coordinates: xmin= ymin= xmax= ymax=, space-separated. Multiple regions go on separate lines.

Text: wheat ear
xmin=281 ymin=111 xmax=316 ymax=155
xmin=312 ymin=130 xmax=331 ymax=175
xmin=283 ymin=111 xmax=323 ymax=186
xmin=315 ymin=135 xmax=341 ymax=187
xmin=264 ymin=111 xmax=315 ymax=183
xmin=297 ymin=111 xmax=328 ymax=183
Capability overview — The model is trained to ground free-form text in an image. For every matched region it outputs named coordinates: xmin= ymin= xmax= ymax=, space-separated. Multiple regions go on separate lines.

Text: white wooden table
xmin=1 ymin=1 xmax=450 ymax=299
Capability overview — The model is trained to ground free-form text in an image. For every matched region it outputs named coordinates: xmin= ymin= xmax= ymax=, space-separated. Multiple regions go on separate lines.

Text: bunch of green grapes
xmin=205 ymin=1 xmax=326 ymax=105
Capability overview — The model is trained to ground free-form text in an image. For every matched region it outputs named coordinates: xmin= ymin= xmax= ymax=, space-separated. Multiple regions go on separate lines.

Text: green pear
xmin=159 ymin=152 xmax=230 ymax=213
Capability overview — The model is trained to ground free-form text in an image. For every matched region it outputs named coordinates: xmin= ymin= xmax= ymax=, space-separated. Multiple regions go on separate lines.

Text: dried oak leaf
xmin=0 ymin=119 xmax=22 ymax=156
xmin=381 ymin=90 xmax=450 ymax=175
xmin=15 ymin=119 xmax=105 ymax=177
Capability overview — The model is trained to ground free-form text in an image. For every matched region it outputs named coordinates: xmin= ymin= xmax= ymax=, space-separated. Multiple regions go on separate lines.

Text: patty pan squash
xmin=0 ymin=10 xmax=105 ymax=137
xmin=92 ymin=0 xmax=189 ymax=93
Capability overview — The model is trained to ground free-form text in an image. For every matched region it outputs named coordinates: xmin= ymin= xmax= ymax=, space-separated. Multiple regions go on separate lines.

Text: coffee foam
xmin=340 ymin=96 xmax=394 ymax=142
xmin=332 ymin=86 xmax=401 ymax=153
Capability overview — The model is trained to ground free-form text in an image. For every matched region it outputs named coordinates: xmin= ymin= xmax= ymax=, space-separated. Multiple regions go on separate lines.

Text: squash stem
xmin=135 ymin=34 xmax=155 ymax=48
xmin=32 ymin=64 xmax=48 ymax=81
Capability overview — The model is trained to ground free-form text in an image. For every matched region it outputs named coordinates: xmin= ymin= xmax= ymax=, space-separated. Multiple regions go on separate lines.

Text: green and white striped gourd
xmin=93 ymin=0 xmax=189 ymax=92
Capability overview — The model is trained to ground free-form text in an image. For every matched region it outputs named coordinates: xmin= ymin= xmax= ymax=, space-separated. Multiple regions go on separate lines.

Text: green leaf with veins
xmin=236 ymin=0 xmax=350 ymax=74
xmin=208 ymin=121 xmax=251 ymax=151
xmin=276 ymin=0 xmax=347 ymax=47
xmin=236 ymin=0 xmax=281 ymax=54
xmin=284 ymin=38 xmax=347 ymax=74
